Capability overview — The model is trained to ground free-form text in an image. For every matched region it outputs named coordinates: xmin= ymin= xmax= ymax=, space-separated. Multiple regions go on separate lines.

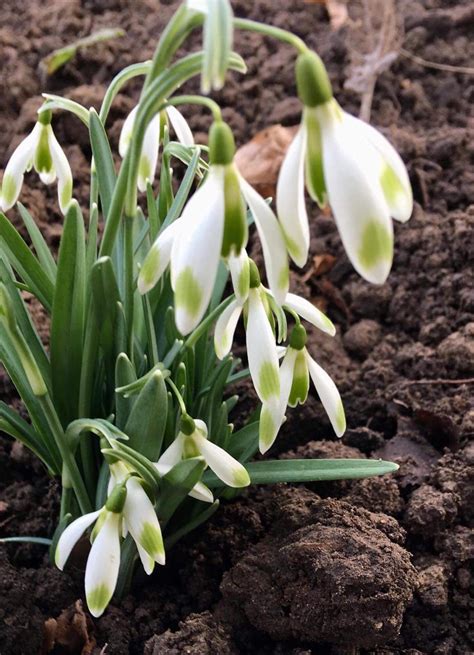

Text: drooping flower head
xmin=158 ymin=414 xmax=250 ymax=489
xmin=119 ymin=104 xmax=194 ymax=192
xmin=214 ymin=257 xmax=339 ymax=452
xmin=186 ymin=0 xmax=234 ymax=93
xmin=55 ymin=468 xmax=165 ymax=618
xmin=276 ymin=323 xmax=346 ymax=452
xmin=277 ymin=50 xmax=413 ymax=284
xmin=0 ymin=109 xmax=73 ymax=214
xmin=138 ymin=120 xmax=289 ymax=335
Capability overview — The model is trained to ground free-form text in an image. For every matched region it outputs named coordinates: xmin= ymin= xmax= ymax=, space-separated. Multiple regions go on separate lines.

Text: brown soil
xmin=0 ymin=0 xmax=473 ymax=653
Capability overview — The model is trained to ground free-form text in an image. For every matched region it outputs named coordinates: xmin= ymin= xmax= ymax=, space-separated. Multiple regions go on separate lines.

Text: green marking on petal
xmin=258 ymin=362 xmax=280 ymax=401
xmin=232 ymin=465 xmax=250 ymax=488
xmin=289 ymin=351 xmax=309 ymax=407
xmin=380 ymin=164 xmax=404 ymax=205
xmin=278 ymin=264 xmax=289 ymax=292
xmin=1 ymin=173 xmax=18 ymax=206
xmin=139 ymin=521 xmax=164 ymax=558
xmin=34 ymin=126 xmax=53 ymax=174
xmin=259 ymin=406 xmax=276 ymax=450
xmin=139 ymin=156 xmax=152 ymax=185
xmin=237 ymin=266 xmax=249 ymax=299
xmin=321 ymin=312 xmax=335 ymax=333
xmin=282 ymin=229 xmax=303 ymax=263
xmin=174 ymin=268 xmax=203 ymax=318
xmin=358 ymin=220 xmax=393 ymax=270
xmin=60 ymin=177 xmax=73 ymax=210
xmin=140 ymin=247 xmax=160 ymax=291
xmin=335 ymin=399 xmax=346 ymax=435
xmin=222 ymin=165 xmax=247 ymax=257
xmin=183 ymin=435 xmax=201 ymax=459
xmin=87 ymin=584 xmax=113 ymax=616
xmin=304 ymin=108 xmax=326 ymax=207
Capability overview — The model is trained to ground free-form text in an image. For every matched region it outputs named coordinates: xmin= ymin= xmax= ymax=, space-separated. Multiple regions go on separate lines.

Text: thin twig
xmin=403 ymin=377 xmax=474 ymax=386
xmin=400 ymin=48 xmax=474 ymax=75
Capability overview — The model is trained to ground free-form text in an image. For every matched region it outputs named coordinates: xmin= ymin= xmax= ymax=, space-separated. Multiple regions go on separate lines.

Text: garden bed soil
xmin=0 ymin=0 xmax=473 ymax=653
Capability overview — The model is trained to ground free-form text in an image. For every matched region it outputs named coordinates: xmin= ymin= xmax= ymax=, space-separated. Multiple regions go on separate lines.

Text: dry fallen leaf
xmin=42 ymin=600 xmax=96 ymax=655
xmin=312 ymin=254 xmax=337 ymax=277
xmin=304 ymin=0 xmax=348 ymax=30
xmin=235 ymin=124 xmax=297 ymax=198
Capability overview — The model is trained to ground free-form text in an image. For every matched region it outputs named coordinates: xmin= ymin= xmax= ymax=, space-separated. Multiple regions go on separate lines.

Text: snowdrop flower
xmin=214 ymin=259 xmax=338 ymax=452
xmin=275 ymin=323 xmax=346 ymax=452
xmin=119 ymin=104 xmax=194 ymax=192
xmin=158 ymin=414 xmax=250 ymax=489
xmin=154 ymin=447 xmax=215 ymax=504
xmin=277 ymin=50 xmax=413 ymax=284
xmin=0 ymin=109 xmax=73 ymax=214
xmin=108 ymin=462 xmax=165 ymax=575
xmin=186 ymin=0 xmax=233 ymax=93
xmin=55 ymin=484 xmax=127 ymax=618
xmin=138 ymin=121 xmax=289 ymax=335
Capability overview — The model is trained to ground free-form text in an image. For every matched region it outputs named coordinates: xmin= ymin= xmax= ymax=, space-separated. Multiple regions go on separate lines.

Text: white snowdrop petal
xmin=156 ymin=432 xmax=186 ymax=469
xmin=119 ymin=106 xmax=138 ymax=158
xmin=137 ymin=543 xmax=155 ymax=575
xmin=276 ymin=125 xmax=310 ymax=267
xmin=166 ymin=106 xmax=194 ymax=147
xmin=55 ymin=509 xmax=101 ymax=571
xmin=123 ymin=477 xmax=165 ymax=565
xmin=138 ymin=113 xmax=161 ymax=192
xmin=318 ymin=107 xmax=394 ymax=285
xmin=283 ymin=292 xmax=336 ymax=336
xmin=279 ymin=347 xmax=298 ymax=413
xmin=344 ymin=113 xmax=413 ymax=223
xmin=306 ymin=351 xmax=346 ymax=437
xmin=171 ymin=168 xmax=225 ymax=335
xmin=246 ymin=289 xmax=280 ymax=404
xmin=47 ymin=126 xmax=73 ymax=212
xmin=85 ymin=512 xmax=121 ymax=618
xmin=0 ymin=126 xmax=40 ymax=211
xmin=228 ymin=249 xmax=249 ymax=305
xmin=239 ymin=175 xmax=289 ymax=304
xmin=214 ymin=298 xmax=242 ymax=360
xmin=194 ymin=434 xmax=250 ymax=488
xmin=188 ymin=481 xmax=214 ymax=503
xmin=138 ymin=219 xmax=183 ymax=294
xmin=259 ymin=399 xmax=285 ymax=454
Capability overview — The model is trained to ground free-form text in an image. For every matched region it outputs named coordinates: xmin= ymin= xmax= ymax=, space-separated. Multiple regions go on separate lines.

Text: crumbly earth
xmin=0 ymin=0 xmax=473 ymax=653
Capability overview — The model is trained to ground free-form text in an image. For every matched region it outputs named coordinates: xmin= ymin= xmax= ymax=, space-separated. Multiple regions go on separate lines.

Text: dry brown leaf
xmin=42 ymin=600 xmax=96 ymax=655
xmin=304 ymin=0 xmax=348 ymax=30
xmin=235 ymin=124 xmax=297 ymax=198
xmin=312 ymin=254 xmax=337 ymax=277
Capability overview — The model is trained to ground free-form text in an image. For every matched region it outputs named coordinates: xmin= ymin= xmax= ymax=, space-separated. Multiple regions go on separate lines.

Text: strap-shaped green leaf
xmin=0 ymin=331 xmax=61 ymax=472
xmin=89 ymin=108 xmax=116 ymax=218
xmin=90 ymin=256 xmax=121 ymax=367
xmin=17 ymin=203 xmax=57 ymax=282
xmin=0 ymin=401 xmax=57 ymax=473
xmin=115 ymin=353 xmax=137 ymax=430
xmin=50 ymin=200 xmax=86 ymax=426
xmin=227 ymin=420 xmax=259 ymax=463
xmin=203 ymin=458 xmax=399 ymax=487
xmin=0 ymin=258 xmax=51 ymax=391
xmin=124 ymin=370 xmax=168 ymax=460
xmin=157 ymin=457 xmax=206 ymax=523
xmin=0 ymin=212 xmax=54 ymax=310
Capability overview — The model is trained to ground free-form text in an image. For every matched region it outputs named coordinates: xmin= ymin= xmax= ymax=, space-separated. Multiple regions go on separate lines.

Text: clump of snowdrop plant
xmin=0 ymin=0 xmax=409 ymax=618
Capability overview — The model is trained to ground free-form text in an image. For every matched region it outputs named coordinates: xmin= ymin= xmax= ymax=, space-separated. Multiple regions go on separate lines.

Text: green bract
xmin=0 ymin=0 xmax=409 ymax=619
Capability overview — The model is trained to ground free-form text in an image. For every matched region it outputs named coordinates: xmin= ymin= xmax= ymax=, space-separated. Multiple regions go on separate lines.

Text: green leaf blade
xmin=202 ymin=458 xmax=399 ymax=487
